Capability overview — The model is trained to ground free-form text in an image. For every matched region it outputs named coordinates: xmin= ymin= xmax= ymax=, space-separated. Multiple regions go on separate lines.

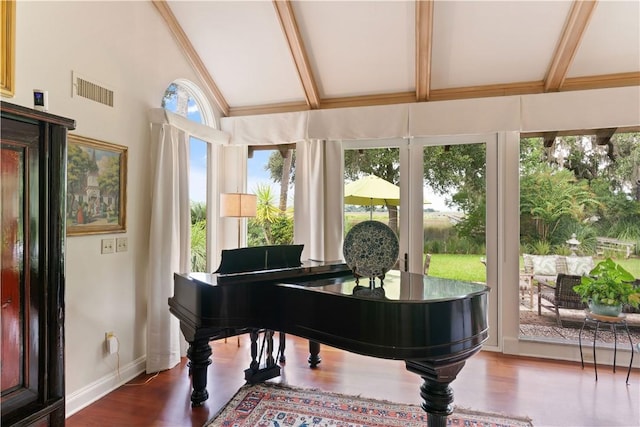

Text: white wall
xmin=4 ymin=0 xmax=218 ymax=415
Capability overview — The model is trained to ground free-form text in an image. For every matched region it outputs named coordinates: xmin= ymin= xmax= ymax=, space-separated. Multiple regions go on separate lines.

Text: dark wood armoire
xmin=1 ymin=102 xmax=75 ymax=426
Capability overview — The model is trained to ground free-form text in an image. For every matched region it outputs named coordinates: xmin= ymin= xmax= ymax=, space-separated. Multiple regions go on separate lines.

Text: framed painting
xmin=66 ymin=134 xmax=127 ymax=236
xmin=1 ymin=0 xmax=15 ymax=96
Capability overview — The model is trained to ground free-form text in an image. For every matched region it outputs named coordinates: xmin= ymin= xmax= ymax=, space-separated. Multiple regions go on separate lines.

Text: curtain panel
xmin=146 ymin=122 xmax=190 ymax=373
xmin=307 ymin=104 xmax=410 ymax=141
xmin=146 ymin=109 xmax=230 ymax=373
xmin=294 ymin=140 xmax=344 ymax=262
xmin=220 ymin=111 xmax=308 ymax=145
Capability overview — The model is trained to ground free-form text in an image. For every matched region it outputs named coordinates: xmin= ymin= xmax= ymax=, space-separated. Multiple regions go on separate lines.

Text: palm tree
xmin=190 ymin=220 xmax=207 ymax=272
xmin=253 ymin=184 xmax=281 ymax=244
xmin=190 ymin=202 xmax=206 ymax=224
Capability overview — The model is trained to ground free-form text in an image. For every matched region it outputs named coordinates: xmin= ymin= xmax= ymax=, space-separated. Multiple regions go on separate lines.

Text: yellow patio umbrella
xmin=344 ymin=175 xmax=400 ymax=219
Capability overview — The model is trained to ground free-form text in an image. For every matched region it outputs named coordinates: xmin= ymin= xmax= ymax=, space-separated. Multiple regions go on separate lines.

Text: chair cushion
xmin=531 ymin=255 xmax=557 ymax=276
xmin=555 ymin=256 xmax=568 ymax=275
xmin=565 ymin=256 xmax=594 ymax=276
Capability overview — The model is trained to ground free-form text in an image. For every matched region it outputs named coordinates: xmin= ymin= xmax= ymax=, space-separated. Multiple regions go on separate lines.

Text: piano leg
xmin=186 ymin=338 xmax=212 ymax=407
xmin=405 ymin=360 xmax=466 ymax=427
xmin=265 ymin=329 xmax=275 ymax=367
xmin=278 ymin=332 xmax=286 ymax=363
xmin=308 ymin=340 xmax=321 ymax=367
xmin=249 ymin=329 xmax=260 ymax=371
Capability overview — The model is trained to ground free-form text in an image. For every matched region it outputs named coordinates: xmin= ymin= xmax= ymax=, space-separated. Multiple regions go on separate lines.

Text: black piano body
xmin=169 ymin=250 xmax=489 ymax=427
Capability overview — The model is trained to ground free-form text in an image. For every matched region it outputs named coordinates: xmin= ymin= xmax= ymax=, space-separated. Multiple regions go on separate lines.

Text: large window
xmin=341 ymin=136 xmax=499 ymax=347
xmin=412 ymin=135 xmax=498 ymax=348
xmin=518 ymin=131 xmax=640 ymax=343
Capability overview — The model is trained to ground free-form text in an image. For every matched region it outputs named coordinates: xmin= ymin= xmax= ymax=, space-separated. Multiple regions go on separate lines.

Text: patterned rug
xmin=204 ymin=383 xmax=533 ymax=427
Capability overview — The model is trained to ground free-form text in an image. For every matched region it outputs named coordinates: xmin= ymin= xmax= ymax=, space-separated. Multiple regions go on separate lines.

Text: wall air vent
xmin=72 ymin=71 xmax=114 ymax=107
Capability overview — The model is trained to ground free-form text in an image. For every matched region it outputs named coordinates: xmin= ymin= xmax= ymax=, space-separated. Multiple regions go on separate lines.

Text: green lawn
xmin=426 ymin=254 xmax=487 ymax=282
xmin=426 ymin=254 xmax=640 ymax=282
xmin=610 ymin=257 xmax=640 ymax=278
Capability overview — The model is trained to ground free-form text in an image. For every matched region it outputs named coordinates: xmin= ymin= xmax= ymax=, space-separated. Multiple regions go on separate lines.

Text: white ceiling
xmin=156 ymin=0 xmax=640 ymax=117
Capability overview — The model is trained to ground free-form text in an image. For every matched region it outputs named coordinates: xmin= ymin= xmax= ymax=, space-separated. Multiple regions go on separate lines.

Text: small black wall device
xmin=33 ymin=89 xmax=48 ymax=111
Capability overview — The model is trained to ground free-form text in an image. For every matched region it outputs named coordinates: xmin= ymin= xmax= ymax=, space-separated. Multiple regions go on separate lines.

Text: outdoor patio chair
xmin=539 ymin=273 xmax=586 ymax=327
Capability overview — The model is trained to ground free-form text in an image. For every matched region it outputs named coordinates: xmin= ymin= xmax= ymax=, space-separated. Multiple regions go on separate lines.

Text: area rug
xmin=205 ymin=383 xmax=533 ymax=427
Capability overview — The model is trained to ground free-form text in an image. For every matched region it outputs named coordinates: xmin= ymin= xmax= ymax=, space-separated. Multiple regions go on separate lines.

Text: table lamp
xmin=220 ymin=192 xmax=257 ymax=249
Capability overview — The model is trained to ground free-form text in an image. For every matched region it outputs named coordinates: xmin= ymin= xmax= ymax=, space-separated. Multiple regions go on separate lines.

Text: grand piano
xmin=169 ymin=245 xmax=489 ymax=427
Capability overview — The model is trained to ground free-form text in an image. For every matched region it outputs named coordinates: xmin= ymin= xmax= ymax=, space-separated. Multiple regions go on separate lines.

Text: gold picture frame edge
xmin=66 ymin=134 xmax=128 ymax=237
xmin=1 ymin=0 xmax=16 ymax=97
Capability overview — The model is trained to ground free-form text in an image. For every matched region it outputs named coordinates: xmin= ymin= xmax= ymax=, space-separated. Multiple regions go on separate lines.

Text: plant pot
xmin=588 ymin=301 xmax=622 ymax=317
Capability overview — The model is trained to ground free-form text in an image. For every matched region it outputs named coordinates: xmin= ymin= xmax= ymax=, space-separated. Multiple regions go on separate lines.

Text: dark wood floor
xmin=67 ymin=335 xmax=639 ymax=427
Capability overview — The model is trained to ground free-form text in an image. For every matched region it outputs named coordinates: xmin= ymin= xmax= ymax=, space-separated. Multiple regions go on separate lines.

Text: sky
xmin=247 ymin=150 xmax=282 ymax=202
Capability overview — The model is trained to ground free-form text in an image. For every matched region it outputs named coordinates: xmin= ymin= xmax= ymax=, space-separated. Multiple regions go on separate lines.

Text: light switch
xmin=116 ymin=237 xmax=128 ymax=252
xmin=101 ymin=238 xmax=115 ymax=254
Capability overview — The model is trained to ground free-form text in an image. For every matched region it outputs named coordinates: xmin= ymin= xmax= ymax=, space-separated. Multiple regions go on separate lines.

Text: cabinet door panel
xmin=1 ymin=146 xmax=24 ymax=392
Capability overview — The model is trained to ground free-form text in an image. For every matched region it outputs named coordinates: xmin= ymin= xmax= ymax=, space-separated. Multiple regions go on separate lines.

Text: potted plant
xmin=573 ymin=258 xmax=640 ymax=317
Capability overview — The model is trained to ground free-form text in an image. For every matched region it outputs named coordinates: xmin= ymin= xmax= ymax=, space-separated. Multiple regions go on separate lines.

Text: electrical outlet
xmin=116 ymin=237 xmax=128 ymax=252
xmin=105 ymin=331 xmax=118 ymax=354
xmin=101 ymin=238 xmax=115 ymax=254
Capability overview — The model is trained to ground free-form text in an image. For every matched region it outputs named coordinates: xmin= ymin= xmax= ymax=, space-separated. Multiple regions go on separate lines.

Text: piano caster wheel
xmin=190 ymin=389 xmax=209 ymax=407
xmin=308 ymin=340 xmax=321 ymax=368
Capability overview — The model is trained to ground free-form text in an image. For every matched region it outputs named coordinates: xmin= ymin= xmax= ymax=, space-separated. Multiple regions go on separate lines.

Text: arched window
xmin=162 ymin=79 xmax=215 ymax=127
xmin=162 ymin=79 xmax=216 ymax=272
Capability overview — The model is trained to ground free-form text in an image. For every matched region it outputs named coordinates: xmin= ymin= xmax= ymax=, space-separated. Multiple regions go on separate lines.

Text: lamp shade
xmin=220 ymin=193 xmax=257 ymax=218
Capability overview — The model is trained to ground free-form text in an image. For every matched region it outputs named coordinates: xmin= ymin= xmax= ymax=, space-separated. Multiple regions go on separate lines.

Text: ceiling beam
xmin=273 ymin=0 xmax=320 ymax=109
xmin=415 ymin=0 xmax=434 ymax=102
xmin=429 ymin=81 xmax=545 ymax=101
xmin=227 ymin=69 xmax=638 ymax=116
xmin=321 ymin=92 xmax=417 ymax=110
xmin=152 ymin=0 xmax=230 ymax=116
xmin=544 ymin=0 xmax=598 ymax=92
xmin=229 ymin=101 xmax=310 ymax=118
xmin=561 ymin=71 xmax=640 ymax=91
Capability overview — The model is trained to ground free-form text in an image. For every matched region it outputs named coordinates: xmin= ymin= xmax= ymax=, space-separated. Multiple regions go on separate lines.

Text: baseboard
xmin=65 ymin=356 xmax=146 ymax=418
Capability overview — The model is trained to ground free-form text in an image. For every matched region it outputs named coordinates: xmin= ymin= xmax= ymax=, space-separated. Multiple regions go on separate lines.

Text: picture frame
xmin=66 ymin=134 xmax=127 ymax=236
xmin=1 ymin=0 xmax=15 ymax=97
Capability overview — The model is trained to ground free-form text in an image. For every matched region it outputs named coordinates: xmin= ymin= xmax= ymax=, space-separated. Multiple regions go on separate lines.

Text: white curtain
xmin=220 ymin=110 xmax=308 ymax=145
xmin=146 ymin=122 xmax=190 ymax=373
xmin=294 ymin=139 xmax=344 ymax=262
xmin=307 ymin=104 xmax=409 ymax=141
xmin=146 ymin=109 xmax=230 ymax=373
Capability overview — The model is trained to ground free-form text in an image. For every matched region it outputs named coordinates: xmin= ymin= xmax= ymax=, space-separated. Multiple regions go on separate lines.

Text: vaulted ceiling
xmin=154 ymin=0 xmax=640 ymax=118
